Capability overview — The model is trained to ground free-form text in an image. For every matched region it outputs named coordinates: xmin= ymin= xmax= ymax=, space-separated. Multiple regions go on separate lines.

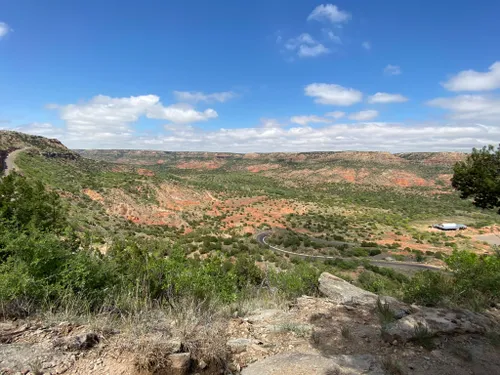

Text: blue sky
xmin=1 ymin=0 xmax=500 ymax=151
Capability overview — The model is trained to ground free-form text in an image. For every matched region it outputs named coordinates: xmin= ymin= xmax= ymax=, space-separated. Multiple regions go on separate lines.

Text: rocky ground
xmin=1 ymin=273 xmax=499 ymax=375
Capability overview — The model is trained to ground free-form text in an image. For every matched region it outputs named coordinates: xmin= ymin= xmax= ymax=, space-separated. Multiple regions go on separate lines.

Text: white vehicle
xmin=432 ymin=223 xmax=467 ymax=231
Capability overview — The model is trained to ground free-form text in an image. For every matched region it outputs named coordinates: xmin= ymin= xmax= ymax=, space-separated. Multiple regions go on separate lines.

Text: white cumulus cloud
xmin=326 ymin=111 xmax=345 ymax=119
xmin=290 ymin=115 xmax=331 ymax=126
xmin=147 ymin=103 xmax=218 ymax=124
xmin=0 ymin=22 xmax=11 ymax=39
xmin=442 ymin=61 xmax=500 ymax=92
xmin=10 ymin=119 xmax=500 ymax=152
xmin=298 ymin=44 xmax=330 ymax=57
xmin=305 ymin=83 xmax=363 ymax=106
xmin=308 ymin=4 xmax=351 ymax=24
xmin=323 ymin=29 xmax=342 ymax=44
xmin=384 ymin=64 xmax=401 ymax=76
xmin=348 ymin=110 xmax=379 ymax=121
xmin=368 ymin=92 xmax=408 ymax=104
xmin=173 ymin=91 xmax=236 ymax=103
xmin=428 ymin=94 xmax=500 ymax=122
xmin=46 ymin=94 xmax=218 ymax=145
xmin=285 ymin=33 xmax=330 ymax=58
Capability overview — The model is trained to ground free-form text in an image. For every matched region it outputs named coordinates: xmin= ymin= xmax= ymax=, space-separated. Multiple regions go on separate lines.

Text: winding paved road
xmin=3 ymin=147 xmax=30 ymax=176
xmin=256 ymin=232 xmax=442 ymax=272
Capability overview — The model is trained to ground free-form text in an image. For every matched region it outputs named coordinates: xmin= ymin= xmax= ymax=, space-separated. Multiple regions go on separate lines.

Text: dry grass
xmin=382 ymin=356 xmax=406 ymax=375
xmin=228 ymin=288 xmax=287 ymax=317
xmin=340 ymin=325 xmax=351 ymax=339
xmin=275 ymin=322 xmax=312 ymax=338
xmin=411 ymin=322 xmax=435 ymax=350
xmin=29 ymin=358 xmax=44 ymax=375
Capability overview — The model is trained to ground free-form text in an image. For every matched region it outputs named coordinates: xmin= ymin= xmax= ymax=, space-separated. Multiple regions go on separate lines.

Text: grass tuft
xmin=340 ymin=325 xmax=351 ymax=339
xmin=411 ymin=322 xmax=435 ymax=350
xmin=376 ymin=298 xmax=396 ymax=326
xmin=382 ymin=356 xmax=406 ymax=375
xmin=275 ymin=322 xmax=311 ymax=338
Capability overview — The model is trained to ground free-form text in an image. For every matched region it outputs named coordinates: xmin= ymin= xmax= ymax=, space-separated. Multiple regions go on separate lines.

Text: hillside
xmin=5 ymin=133 xmax=495 ymax=256
xmin=77 ymin=149 xmax=467 ymax=166
xmin=0 ymin=130 xmax=78 ymax=173
xmin=0 ymin=130 xmax=72 ymax=153
xmin=1 ymin=131 xmax=500 ymax=375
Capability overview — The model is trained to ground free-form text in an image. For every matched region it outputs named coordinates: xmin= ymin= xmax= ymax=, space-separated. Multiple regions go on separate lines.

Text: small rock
xmin=54 ymin=332 xmax=100 ymax=351
xmin=228 ymin=362 xmax=241 ymax=372
xmin=198 ymin=359 xmax=207 ymax=369
xmin=392 ymin=340 xmax=398 ymax=346
xmin=227 ymin=338 xmax=252 ymax=354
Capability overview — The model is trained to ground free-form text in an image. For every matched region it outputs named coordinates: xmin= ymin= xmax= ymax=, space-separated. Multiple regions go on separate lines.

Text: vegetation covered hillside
xmin=1 ymin=132 xmax=500 ymax=374
xmin=0 ymin=132 xmax=498 ymax=311
xmin=0 ymin=130 xmax=71 ymax=153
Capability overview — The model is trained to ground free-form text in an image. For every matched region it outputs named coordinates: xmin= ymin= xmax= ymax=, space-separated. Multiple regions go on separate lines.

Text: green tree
xmin=0 ymin=172 xmax=65 ymax=232
xmin=452 ymin=145 xmax=500 ymax=213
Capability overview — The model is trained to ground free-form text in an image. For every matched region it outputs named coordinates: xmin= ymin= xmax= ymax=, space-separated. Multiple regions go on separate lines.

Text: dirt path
xmin=3 ymin=147 xmax=30 ymax=176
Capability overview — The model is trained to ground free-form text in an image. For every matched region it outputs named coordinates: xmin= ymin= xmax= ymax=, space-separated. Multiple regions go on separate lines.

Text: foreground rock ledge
xmin=318 ymin=272 xmax=378 ymax=306
xmin=241 ymin=352 xmax=384 ymax=375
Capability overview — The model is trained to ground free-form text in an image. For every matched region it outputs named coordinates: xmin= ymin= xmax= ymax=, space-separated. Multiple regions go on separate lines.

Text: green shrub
xmin=357 ymin=271 xmax=400 ymax=296
xmin=403 ymin=271 xmax=451 ymax=306
xmin=269 ymin=263 xmax=319 ymax=298
xmin=369 ymin=249 xmax=382 ymax=256
xmin=445 ymin=250 xmax=500 ymax=308
xmin=376 ymin=298 xmax=396 ymax=326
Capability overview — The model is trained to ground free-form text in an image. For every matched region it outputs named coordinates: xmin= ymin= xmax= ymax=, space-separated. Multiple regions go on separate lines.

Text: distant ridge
xmin=76 ymin=149 xmax=467 ymax=166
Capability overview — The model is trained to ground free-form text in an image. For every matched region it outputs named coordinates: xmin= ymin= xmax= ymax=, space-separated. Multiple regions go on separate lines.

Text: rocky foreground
xmin=1 ymin=273 xmax=499 ymax=375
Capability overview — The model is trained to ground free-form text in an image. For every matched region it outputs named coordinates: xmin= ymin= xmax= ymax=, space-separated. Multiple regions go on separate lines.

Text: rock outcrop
xmin=242 ymin=352 xmax=384 ymax=375
xmin=382 ymin=307 xmax=493 ymax=343
xmin=318 ymin=272 xmax=378 ymax=306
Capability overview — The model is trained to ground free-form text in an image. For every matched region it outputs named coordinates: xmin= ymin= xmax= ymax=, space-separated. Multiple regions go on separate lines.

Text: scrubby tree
xmin=452 ymin=145 xmax=500 ymax=213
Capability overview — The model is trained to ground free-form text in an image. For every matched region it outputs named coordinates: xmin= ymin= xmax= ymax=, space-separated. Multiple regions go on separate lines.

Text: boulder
xmin=382 ymin=307 xmax=492 ymax=343
xmin=241 ymin=352 xmax=384 ymax=375
xmin=318 ymin=272 xmax=378 ymax=306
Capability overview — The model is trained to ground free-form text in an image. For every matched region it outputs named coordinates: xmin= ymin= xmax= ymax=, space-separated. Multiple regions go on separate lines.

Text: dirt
xmin=82 ymin=189 xmax=104 ymax=202
xmin=232 ymin=296 xmax=500 ymax=375
xmin=474 ymin=233 xmax=500 ymax=246
xmin=263 ymin=167 xmax=443 ymax=189
xmin=137 ymin=168 xmax=155 ymax=177
xmin=246 ymin=164 xmax=280 ymax=173
xmin=2 ymin=285 xmax=500 ymax=375
xmin=210 ymin=197 xmax=307 ymax=232
xmin=176 ymin=160 xmax=225 ymax=170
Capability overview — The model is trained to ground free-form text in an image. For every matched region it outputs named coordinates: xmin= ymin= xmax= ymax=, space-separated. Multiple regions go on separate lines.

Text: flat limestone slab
xmin=242 ymin=352 xmax=384 ymax=375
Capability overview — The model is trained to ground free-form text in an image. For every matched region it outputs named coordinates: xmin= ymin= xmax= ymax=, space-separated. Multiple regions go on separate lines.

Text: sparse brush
xmin=486 ymin=331 xmax=500 ymax=348
xmin=29 ymin=358 xmax=44 ymax=375
xmin=131 ymin=298 xmax=229 ymax=374
xmin=275 ymin=322 xmax=311 ymax=338
xmin=325 ymin=367 xmax=349 ymax=375
xmin=340 ymin=325 xmax=351 ymax=339
xmin=376 ymin=298 xmax=395 ymax=326
xmin=451 ymin=345 xmax=473 ymax=362
xmin=411 ymin=322 xmax=435 ymax=350
xmin=382 ymin=356 xmax=406 ymax=375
